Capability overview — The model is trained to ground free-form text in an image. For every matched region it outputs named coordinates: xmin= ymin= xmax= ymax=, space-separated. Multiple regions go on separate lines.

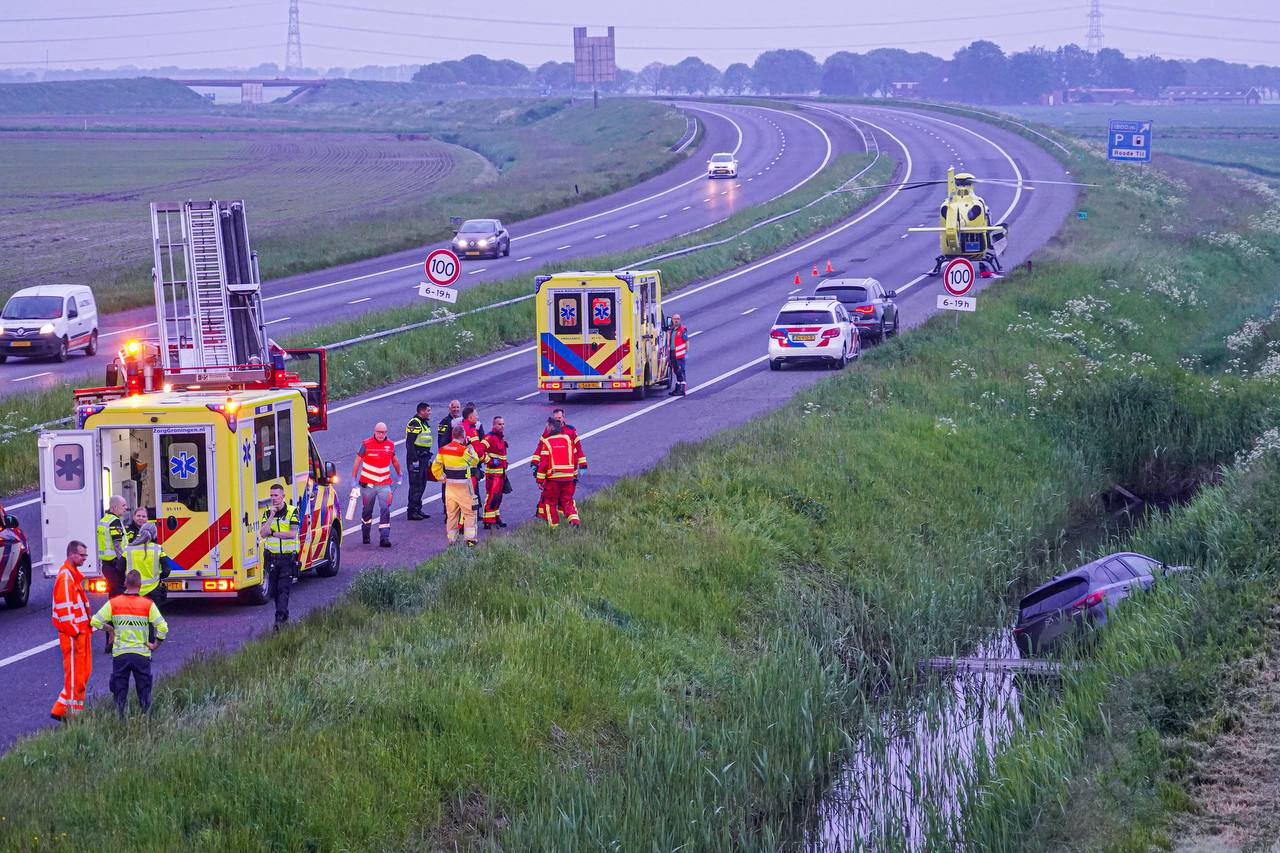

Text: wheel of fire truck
xmin=238 ymin=567 xmax=271 ymax=605
xmin=3 ymin=557 xmax=31 ymax=608
xmin=315 ymin=523 xmax=343 ymax=578
xmin=548 ymin=392 xmax=566 ymax=403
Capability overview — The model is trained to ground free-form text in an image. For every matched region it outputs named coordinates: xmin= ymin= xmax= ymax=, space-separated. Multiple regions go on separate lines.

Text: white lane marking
xmin=348 ymin=297 xmax=372 ymax=304
xmin=10 ymin=371 xmax=51 ymax=382
xmin=900 ymin=234 xmax=908 ymax=239
xmin=263 ymin=261 xmax=421 ymax=304
xmin=689 ymin=330 xmax=704 ymax=337
xmin=0 ymin=639 xmax=59 ymax=669
xmin=703 ymin=197 xmax=711 ymax=202
xmin=628 ymin=224 xmax=640 ymax=229
xmin=556 ymin=245 xmax=572 ymax=251
xmin=720 ymin=191 xmax=727 ymax=196
xmin=896 ymin=274 xmax=929 ymax=295
xmin=735 ymin=183 xmax=742 ymax=188
xmin=741 ymin=307 xmax=758 ymax=315
xmin=658 ymin=214 xmax=668 ymax=219
xmin=593 ymin=234 xmax=607 ymax=240
xmin=681 ymin=206 xmax=692 ymax=211
xmin=468 ymin=268 xmax=487 ymax=275
xmin=516 ymin=390 xmax=541 ymax=400
xmin=104 ymin=322 xmax=158 ymax=340
xmin=264 ymin=317 xmax=292 ymax=326
xmin=516 ymin=256 xmax=533 ymax=262
xmin=788 ymin=288 xmax=802 ymax=294
xmin=330 ymin=346 xmax=535 ymax=413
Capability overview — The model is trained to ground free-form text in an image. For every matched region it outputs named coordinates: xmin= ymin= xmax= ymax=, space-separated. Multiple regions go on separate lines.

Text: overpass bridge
xmin=173 ymin=77 xmax=327 ymax=105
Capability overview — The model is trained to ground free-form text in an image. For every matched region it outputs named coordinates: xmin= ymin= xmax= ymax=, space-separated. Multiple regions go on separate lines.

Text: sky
xmin=2 ymin=0 xmax=1279 ymax=72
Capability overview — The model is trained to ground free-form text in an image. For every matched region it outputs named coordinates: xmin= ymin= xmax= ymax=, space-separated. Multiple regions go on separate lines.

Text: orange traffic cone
xmin=811 ymin=263 xmax=819 ymax=276
xmin=794 ymin=271 xmax=802 ymax=285
xmin=825 ymin=259 xmax=834 ymax=274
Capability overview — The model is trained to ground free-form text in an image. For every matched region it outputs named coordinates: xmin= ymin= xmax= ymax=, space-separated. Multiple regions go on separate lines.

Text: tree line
xmin=404 ymin=44 xmax=1280 ymax=103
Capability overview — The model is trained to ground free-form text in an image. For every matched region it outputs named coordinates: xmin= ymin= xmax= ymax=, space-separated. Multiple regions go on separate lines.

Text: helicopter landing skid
xmin=927 ymin=254 xmax=1004 ymax=277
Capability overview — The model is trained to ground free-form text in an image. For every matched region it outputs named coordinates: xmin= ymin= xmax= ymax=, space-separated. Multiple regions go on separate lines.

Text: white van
xmin=0 ymin=285 xmax=99 ymax=363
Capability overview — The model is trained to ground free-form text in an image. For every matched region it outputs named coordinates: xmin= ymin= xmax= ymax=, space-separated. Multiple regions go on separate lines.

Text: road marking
xmin=516 ymin=390 xmax=541 ymax=401
xmin=681 ymin=206 xmax=692 ymax=211
xmin=900 ymin=234 xmax=908 ymax=239
xmin=658 ymin=214 xmax=668 ymax=219
xmin=689 ymin=330 xmax=704 ymax=337
xmin=628 ymin=224 xmax=640 ymax=229
xmin=516 ymin=256 xmax=533 ymax=262
xmin=593 ymin=234 xmax=607 ymax=240
xmin=788 ymin=287 xmax=801 ymax=294
xmin=348 ymin=297 xmax=372 ymax=304
xmin=10 ymin=371 xmax=51 ymax=382
xmin=556 ymin=245 xmax=572 ymax=251
xmin=741 ymin=307 xmax=758 ymax=315
xmin=703 ymin=198 xmax=711 ymax=202
xmin=896 ymin=273 xmax=930 ymax=295
xmin=264 ymin=316 xmax=292 ymax=326
xmin=719 ymin=191 xmax=727 ymax=196
xmin=0 ymin=639 xmax=59 ymax=669
xmin=468 ymin=268 xmax=487 ymax=275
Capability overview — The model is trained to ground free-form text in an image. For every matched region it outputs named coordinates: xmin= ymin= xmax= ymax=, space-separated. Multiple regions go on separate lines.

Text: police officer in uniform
xmin=405 ymin=402 xmax=433 ymax=521
xmin=259 ymin=483 xmax=301 ymax=629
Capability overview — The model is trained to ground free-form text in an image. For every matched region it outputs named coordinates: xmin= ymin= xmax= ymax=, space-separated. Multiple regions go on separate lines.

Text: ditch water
xmin=802 ymin=632 xmax=1034 ymax=851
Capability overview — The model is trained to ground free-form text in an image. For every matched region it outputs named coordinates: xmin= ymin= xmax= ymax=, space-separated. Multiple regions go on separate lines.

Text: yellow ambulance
xmin=534 ymin=269 xmax=672 ymax=402
xmin=39 ymin=347 xmax=342 ymax=604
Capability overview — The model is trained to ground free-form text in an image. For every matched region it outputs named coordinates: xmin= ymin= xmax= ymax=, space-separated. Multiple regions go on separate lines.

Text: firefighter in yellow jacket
xmin=431 ymin=425 xmax=481 ymax=547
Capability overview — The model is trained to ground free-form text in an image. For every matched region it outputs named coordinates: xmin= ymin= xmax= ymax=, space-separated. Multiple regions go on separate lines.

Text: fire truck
xmin=38 ymin=201 xmax=342 ymax=604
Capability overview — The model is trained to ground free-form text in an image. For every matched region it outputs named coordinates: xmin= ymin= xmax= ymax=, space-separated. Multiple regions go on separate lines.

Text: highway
xmin=0 ymin=103 xmax=1074 ymax=749
xmin=0 ymin=102 xmax=857 ymax=396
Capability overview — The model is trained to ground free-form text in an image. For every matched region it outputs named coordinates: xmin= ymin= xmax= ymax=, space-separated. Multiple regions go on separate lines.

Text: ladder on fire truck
xmin=150 ymin=200 xmax=267 ymax=371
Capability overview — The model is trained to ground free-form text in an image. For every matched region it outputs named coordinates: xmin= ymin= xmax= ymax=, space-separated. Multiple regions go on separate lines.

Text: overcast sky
xmin=3 ymin=0 xmax=1278 ymax=71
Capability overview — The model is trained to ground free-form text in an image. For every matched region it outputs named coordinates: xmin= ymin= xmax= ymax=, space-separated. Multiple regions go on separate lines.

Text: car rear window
xmin=818 ymin=286 xmax=870 ymax=304
xmin=776 ymin=309 xmax=834 ymax=325
xmin=1018 ymin=577 xmax=1088 ymax=619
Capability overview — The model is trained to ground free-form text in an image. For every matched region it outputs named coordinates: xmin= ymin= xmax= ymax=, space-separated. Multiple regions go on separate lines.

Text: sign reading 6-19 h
xmin=424 ymin=248 xmax=461 ymax=287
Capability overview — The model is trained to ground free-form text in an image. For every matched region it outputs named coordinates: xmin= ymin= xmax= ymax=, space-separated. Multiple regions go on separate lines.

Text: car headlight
xmin=39 ymin=323 xmax=55 ymax=335
xmin=477 ymin=239 xmax=489 ymax=247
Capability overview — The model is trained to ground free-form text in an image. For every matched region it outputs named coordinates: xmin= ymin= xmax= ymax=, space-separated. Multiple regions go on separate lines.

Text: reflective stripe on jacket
xmin=480 ymin=433 xmax=508 ymax=474
xmin=431 ymin=441 xmax=480 ymax=482
xmin=670 ymin=325 xmax=689 ymax=360
xmin=124 ymin=543 xmax=164 ymax=597
xmin=536 ymin=433 xmax=579 ymax=481
xmin=96 ymin=512 xmax=125 ymax=561
xmin=357 ymin=436 xmax=396 ymax=486
xmin=406 ymin=416 xmax=434 ymax=457
xmin=91 ymin=593 xmax=169 ymax=657
xmin=260 ymin=503 xmax=301 ymax=555
xmin=51 ymin=560 xmax=90 ymax=636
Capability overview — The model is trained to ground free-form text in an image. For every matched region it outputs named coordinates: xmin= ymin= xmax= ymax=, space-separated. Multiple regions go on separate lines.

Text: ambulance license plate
xmin=579 ymin=382 xmax=601 ymax=389
xmin=165 ymin=581 xmax=183 ymax=591
xmin=792 ymin=334 xmax=815 ymax=341
xmin=10 ymin=341 xmax=31 ymax=347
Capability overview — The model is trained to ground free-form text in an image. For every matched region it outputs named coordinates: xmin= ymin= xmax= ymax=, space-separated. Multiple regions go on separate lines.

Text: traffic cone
xmin=825 ymin=259 xmax=834 ymax=274
xmin=811 ymin=263 xmax=819 ymax=277
xmin=794 ymin=271 xmax=802 ymax=285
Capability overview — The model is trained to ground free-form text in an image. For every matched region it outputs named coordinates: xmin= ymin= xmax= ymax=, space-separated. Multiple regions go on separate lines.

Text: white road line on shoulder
xmin=895 ymin=274 xmax=930 ymax=295
xmin=10 ymin=371 xmax=51 ymax=382
xmin=348 ymin=297 xmax=372 ymax=304
xmin=516 ymin=256 xmax=533 ymax=262
xmin=593 ymin=234 xmax=607 ymax=240
xmin=516 ymin=390 xmax=541 ymax=400
xmin=468 ymin=268 xmax=487 ymax=275
xmin=556 ymin=245 xmax=572 ymax=251
xmin=263 ymin=317 xmax=292 ymax=326
xmin=741 ymin=307 xmax=758 ymax=315
xmin=0 ymin=639 xmax=59 ymax=669
xmin=658 ymin=214 xmax=668 ymax=219
xmin=689 ymin=330 xmax=704 ymax=337
xmin=628 ymin=224 xmax=640 ymax=229
xmin=681 ymin=206 xmax=692 ymax=211
xmin=788 ymin=287 xmax=802 ymax=294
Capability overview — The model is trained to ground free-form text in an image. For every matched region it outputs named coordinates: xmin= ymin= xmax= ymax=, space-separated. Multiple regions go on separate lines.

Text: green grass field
xmin=0 ymin=98 xmax=687 ymax=311
xmin=1 ymin=111 xmax=1278 ymax=849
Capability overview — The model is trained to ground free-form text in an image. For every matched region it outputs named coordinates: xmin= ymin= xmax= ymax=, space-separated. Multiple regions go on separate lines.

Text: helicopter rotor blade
xmin=833 ymin=179 xmax=948 ymax=194
xmin=974 ymin=177 xmax=1099 ymax=188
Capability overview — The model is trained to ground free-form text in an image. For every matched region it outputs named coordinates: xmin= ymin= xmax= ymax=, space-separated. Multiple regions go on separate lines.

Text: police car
xmin=0 ymin=502 xmax=32 ymax=609
xmin=767 ymin=296 xmax=859 ymax=370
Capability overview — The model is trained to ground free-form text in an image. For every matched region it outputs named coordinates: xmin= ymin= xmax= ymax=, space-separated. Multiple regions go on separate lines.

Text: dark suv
xmin=814 ymin=277 xmax=899 ymax=342
xmin=452 ymin=219 xmax=511 ymax=260
xmin=0 ymin=502 xmax=32 ymax=609
xmin=1013 ymin=551 xmax=1185 ymax=655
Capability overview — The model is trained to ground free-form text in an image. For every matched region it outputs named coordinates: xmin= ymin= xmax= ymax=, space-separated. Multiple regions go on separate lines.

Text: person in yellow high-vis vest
xmin=259 ymin=483 xmax=301 ymax=629
xmin=124 ymin=523 xmax=166 ymax=604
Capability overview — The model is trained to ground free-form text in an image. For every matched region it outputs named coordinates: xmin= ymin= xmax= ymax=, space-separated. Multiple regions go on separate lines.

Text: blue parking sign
xmin=1108 ymin=119 xmax=1152 ymax=162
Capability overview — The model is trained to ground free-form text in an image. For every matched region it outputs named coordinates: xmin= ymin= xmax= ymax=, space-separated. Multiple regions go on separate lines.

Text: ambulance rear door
xmin=539 ymin=284 xmax=624 ymax=388
xmin=37 ymin=430 xmax=102 ymax=578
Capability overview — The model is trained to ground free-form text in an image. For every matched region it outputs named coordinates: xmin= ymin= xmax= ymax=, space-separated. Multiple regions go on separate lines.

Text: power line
xmin=0 ymin=24 xmax=276 ymax=45
xmin=1108 ymin=4 xmax=1280 ymax=26
xmin=1107 ymin=24 xmax=1280 ymax=46
xmin=1 ymin=43 xmax=281 ymax=67
xmin=307 ymin=0 xmax=1078 ymax=31
xmin=0 ymin=3 xmax=275 ymax=23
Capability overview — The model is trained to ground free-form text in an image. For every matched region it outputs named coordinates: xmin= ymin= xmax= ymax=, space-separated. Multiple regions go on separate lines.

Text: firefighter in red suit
xmin=531 ymin=407 xmax=587 ymax=519
xmin=535 ymin=417 xmax=583 ymax=527
xmin=480 ymin=416 xmax=509 ymax=529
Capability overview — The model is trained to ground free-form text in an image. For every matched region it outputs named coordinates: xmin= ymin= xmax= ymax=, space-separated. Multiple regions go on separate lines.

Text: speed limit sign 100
xmin=942 ymin=257 xmax=975 ymax=296
xmin=425 ymin=248 xmax=461 ymax=287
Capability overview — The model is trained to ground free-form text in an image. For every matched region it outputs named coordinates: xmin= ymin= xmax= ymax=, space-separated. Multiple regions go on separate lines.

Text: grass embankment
xmin=0 ymin=151 xmax=890 ymax=498
xmin=0 ymin=77 xmax=210 ymax=114
xmin=0 ymin=98 xmax=687 ymax=309
xmin=0 ymin=110 xmax=1278 ymax=849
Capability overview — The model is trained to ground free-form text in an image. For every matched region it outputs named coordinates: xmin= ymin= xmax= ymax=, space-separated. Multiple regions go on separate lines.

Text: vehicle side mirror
xmin=662 ymin=316 xmax=672 ymax=331
xmin=325 ymin=462 xmax=337 ymax=483
xmin=3 ymin=515 xmax=17 ymax=529
xmin=886 ymin=290 xmax=897 ymax=298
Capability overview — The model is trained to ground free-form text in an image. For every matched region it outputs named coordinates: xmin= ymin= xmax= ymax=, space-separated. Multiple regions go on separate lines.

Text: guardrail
xmin=670 ymin=115 xmax=699 ymax=153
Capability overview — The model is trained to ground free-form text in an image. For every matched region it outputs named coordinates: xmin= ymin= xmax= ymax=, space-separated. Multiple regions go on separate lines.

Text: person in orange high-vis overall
xmin=50 ymin=540 xmax=93 ymax=721
xmin=535 ymin=418 xmax=583 ymax=528
xmin=350 ymin=422 xmax=402 ymax=547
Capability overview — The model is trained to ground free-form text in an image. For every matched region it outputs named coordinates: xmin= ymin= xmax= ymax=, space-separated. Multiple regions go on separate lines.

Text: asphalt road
xmin=0 ymin=103 xmax=1074 ymax=750
xmin=0 ymin=102 xmax=856 ymax=397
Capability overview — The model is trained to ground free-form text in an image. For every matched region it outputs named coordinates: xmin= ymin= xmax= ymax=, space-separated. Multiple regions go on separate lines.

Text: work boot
xmin=361 ymin=529 xmax=370 ymax=545
xmin=483 ymin=522 xmax=492 ymax=530
xmin=466 ymin=540 xmax=477 ymax=548
xmin=379 ymin=539 xmax=392 ymax=548
xmin=496 ymin=520 xmax=507 ymax=528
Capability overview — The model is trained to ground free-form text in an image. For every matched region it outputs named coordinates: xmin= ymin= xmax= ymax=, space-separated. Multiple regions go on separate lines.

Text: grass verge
xmin=0 ymin=114 xmax=1278 ymax=851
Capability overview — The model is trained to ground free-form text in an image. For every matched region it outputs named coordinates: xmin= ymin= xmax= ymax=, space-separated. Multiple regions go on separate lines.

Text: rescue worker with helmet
xmin=530 ymin=408 xmax=587 ymax=520
xmin=96 ymin=495 xmax=129 ymax=653
xmin=90 ymin=568 xmax=169 ymax=717
xmin=535 ymin=417 xmax=584 ymax=528
xmin=124 ymin=520 xmax=168 ymax=605
xmin=259 ymin=483 xmax=301 ymax=629
xmin=351 ymin=422 xmax=401 ymax=547
xmin=480 ymin=415 xmax=510 ymax=529
xmin=432 ymin=425 xmax=482 ymax=547
xmin=668 ymin=313 xmax=689 ymax=397
xmin=405 ymin=402 xmax=434 ymax=521
xmin=50 ymin=540 xmax=93 ymax=722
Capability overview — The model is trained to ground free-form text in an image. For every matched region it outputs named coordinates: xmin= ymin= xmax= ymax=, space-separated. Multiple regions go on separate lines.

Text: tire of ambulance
xmin=85 ymin=330 xmax=99 ymax=356
xmin=238 ymin=570 xmax=271 ymax=606
xmin=315 ymin=524 xmax=342 ymax=578
xmin=633 ymin=371 xmax=649 ymax=400
xmin=4 ymin=557 xmax=31 ymax=608
xmin=54 ymin=337 xmax=69 ymax=363
xmin=548 ymin=392 xmax=566 ymax=403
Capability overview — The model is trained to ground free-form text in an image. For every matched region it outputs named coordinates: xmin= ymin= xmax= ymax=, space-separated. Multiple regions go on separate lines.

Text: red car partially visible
xmin=0 ymin=502 xmax=32 ymax=609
